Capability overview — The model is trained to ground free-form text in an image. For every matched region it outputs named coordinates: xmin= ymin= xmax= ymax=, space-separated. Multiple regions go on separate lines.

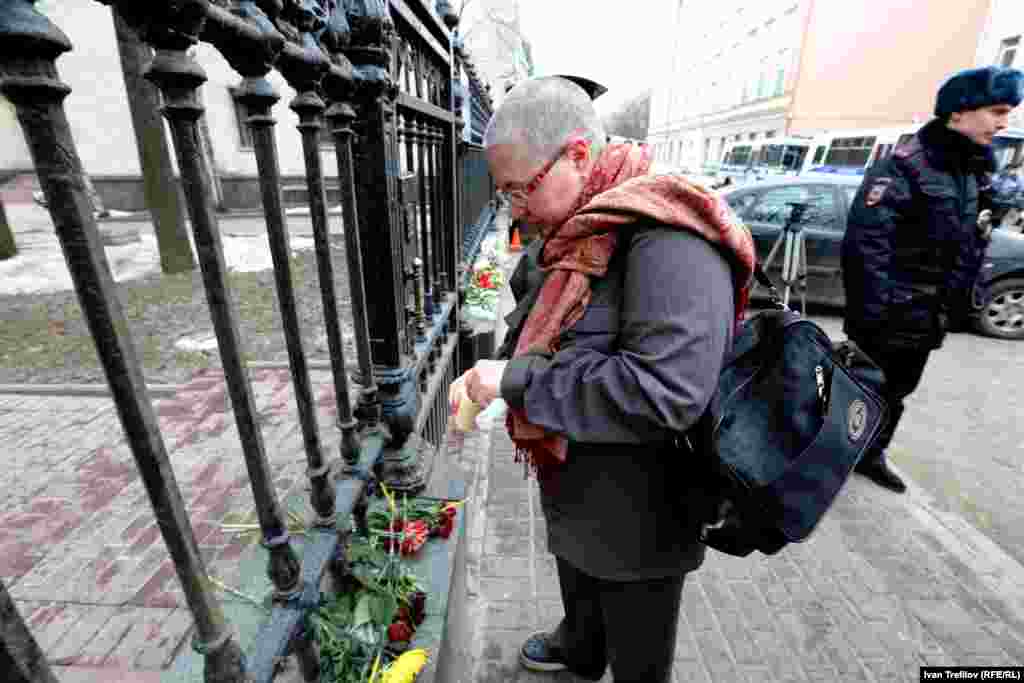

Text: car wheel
xmin=974 ymin=277 xmax=1024 ymax=340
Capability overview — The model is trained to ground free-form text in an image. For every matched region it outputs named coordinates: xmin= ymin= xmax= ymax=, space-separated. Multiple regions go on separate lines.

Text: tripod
xmin=758 ymin=202 xmax=810 ymax=313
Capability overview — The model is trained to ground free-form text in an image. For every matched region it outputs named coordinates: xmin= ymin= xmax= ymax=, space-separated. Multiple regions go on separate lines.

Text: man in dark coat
xmin=842 ymin=66 xmax=1023 ymax=493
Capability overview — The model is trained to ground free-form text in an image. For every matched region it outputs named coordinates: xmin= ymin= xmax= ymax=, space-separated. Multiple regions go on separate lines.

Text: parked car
xmin=722 ymin=177 xmax=1024 ymax=340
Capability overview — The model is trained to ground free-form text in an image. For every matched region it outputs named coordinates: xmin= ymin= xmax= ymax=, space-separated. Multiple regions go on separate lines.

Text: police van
xmin=716 ymin=137 xmax=813 ymax=184
xmin=800 ymin=125 xmax=1024 ymax=178
xmin=713 ymin=125 xmax=1024 ymax=185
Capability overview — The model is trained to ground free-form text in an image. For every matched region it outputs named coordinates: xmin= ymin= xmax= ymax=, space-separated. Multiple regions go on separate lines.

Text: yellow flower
xmin=368 ymin=652 xmax=383 ymax=683
xmin=381 ymin=483 xmax=398 ymax=520
xmin=379 ymin=648 xmax=429 ymax=683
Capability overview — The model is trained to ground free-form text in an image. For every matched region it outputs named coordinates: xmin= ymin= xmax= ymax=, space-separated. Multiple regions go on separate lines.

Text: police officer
xmin=842 ymin=66 xmax=1024 ymax=493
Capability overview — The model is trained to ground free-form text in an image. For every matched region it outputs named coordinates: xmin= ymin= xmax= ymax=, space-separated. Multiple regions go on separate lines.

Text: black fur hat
xmin=934 ymin=66 xmax=1024 ymax=119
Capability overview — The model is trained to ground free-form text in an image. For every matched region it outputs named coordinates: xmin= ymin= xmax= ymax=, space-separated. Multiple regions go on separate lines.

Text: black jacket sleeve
xmin=500 ymin=229 xmax=735 ymax=445
xmin=842 ymin=159 xmax=914 ymax=330
xmin=947 ymin=176 xmax=989 ymax=318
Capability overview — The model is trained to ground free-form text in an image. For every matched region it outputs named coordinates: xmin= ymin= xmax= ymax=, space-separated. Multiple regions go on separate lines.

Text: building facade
xmin=0 ymin=0 xmax=495 ymax=211
xmin=649 ymin=0 xmax=991 ymax=173
xmin=976 ymin=0 xmax=1023 ymax=128
xmin=1 ymin=0 xmax=350 ymax=210
xmin=459 ymin=0 xmax=532 ymax=106
xmin=650 ymin=0 xmax=805 ymax=172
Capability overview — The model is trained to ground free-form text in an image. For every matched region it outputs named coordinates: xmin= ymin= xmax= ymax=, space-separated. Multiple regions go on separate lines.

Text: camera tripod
xmin=757 ymin=202 xmax=810 ymax=313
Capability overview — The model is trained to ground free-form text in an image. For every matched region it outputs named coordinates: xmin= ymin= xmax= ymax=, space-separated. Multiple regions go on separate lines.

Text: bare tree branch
xmin=604 ymin=92 xmax=652 ymax=140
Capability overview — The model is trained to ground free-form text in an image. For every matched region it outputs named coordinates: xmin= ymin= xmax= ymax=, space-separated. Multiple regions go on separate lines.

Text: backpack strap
xmin=753 ymin=262 xmax=787 ymax=311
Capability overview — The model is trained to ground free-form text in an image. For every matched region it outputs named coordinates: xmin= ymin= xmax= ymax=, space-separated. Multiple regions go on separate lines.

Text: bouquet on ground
xmin=368 ymin=488 xmax=462 ymax=556
xmin=312 ymin=490 xmax=443 ymax=681
xmin=464 ymin=258 xmax=504 ymax=313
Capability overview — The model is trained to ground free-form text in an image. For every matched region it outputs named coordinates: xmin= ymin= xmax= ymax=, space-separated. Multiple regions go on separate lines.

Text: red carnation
xmin=400 ymin=520 xmax=430 ymax=555
xmin=382 ymin=519 xmax=406 ymax=553
xmin=435 ymin=513 xmax=454 ymax=539
xmin=410 ymin=591 xmax=427 ymax=625
xmin=388 ymin=621 xmax=414 ymax=643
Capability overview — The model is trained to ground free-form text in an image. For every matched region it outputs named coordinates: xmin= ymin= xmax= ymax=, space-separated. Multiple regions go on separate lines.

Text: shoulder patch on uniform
xmin=865 ymin=177 xmax=892 ymax=207
xmin=892 ymin=137 xmax=922 ymax=160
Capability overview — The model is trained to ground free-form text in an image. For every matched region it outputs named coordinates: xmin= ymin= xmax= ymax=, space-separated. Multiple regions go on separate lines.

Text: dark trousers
xmin=850 ymin=336 xmax=931 ymax=466
xmin=553 ymin=556 xmax=685 ymax=683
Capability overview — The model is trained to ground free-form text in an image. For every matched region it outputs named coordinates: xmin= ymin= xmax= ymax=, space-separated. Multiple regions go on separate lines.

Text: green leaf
xmin=369 ymin=592 xmax=398 ymax=628
xmin=350 ymin=622 xmax=380 ymax=647
xmin=353 ymin=593 xmax=374 ymax=626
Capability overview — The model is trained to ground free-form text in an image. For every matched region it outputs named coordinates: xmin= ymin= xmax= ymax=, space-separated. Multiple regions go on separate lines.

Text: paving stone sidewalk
xmin=6 ymin=366 xmax=1024 ymax=682
xmin=0 ymin=366 xmax=347 ymax=678
xmin=467 ymin=426 xmax=1024 ymax=683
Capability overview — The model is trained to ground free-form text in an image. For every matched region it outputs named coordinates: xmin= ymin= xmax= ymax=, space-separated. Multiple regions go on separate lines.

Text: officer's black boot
xmin=855 ymin=457 xmax=907 ymax=494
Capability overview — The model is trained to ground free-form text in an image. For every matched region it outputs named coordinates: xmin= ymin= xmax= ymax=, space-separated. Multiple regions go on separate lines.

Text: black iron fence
xmin=0 ymin=0 xmax=495 ymax=680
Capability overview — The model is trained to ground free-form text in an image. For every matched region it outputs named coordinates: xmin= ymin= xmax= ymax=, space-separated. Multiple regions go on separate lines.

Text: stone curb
xmin=96 ymin=208 xmax=344 ymax=224
xmin=0 ymin=383 xmax=186 ymax=397
xmin=895 ymin=461 xmax=1024 ymax=612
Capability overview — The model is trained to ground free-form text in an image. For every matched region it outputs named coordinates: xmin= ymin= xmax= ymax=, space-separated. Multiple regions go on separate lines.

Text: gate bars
xmin=0 ymin=0 xmax=495 ymax=681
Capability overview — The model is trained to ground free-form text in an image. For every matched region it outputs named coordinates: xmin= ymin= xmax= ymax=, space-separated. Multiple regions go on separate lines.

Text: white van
xmin=716 ymin=137 xmax=813 ymax=184
xmin=801 ymin=125 xmax=1024 ymax=178
xmin=709 ymin=125 xmax=1024 ymax=187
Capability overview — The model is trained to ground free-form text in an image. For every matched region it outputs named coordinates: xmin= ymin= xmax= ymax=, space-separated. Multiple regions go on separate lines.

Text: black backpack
xmin=688 ymin=267 xmax=889 ymax=557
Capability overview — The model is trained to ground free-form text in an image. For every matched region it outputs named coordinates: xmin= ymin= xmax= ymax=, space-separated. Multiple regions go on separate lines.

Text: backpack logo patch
xmin=847 ymin=400 xmax=868 ymax=441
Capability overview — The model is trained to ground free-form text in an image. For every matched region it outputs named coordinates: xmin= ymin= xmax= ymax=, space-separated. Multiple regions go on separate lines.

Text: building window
xmin=824 ymin=136 xmax=877 ymax=167
xmin=230 ymin=88 xmax=254 ymax=149
xmin=998 ymin=36 xmax=1019 ymax=67
xmin=774 ymin=50 xmax=789 ymax=96
xmin=725 ymin=145 xmax=752 ymax=167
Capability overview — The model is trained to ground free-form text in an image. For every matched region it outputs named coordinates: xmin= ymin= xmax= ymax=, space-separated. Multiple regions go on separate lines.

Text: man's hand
xmin=465 ymin=360 xmax=507 ymax=409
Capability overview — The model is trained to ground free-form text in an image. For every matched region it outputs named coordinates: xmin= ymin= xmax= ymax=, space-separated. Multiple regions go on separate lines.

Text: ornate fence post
xmin=1 ymin=579 xmax=59 ymax=683
xmin=275 ymin=10 xmax=363 ymax=637
xmin=449 ymin=32 xmax=481 ymax=377
xmin=131 ymin=0 xmax=302 ymax=601
xmin=0 ymin=2 xmax=248 ymax=680
xmin=276 ymin=2 xmax=356 ymax=521
xmin=226 ymin=1 xmax=340 ymax=542
xmin=324 ymin=86 xmax=380 ymax=435
xmin=344 ymin=0 xmax=426 ymax=492
xmin=414 ymin=116 xmax=436 ymax=315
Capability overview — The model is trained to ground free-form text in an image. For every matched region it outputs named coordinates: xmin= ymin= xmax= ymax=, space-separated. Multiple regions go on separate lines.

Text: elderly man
xmin=451 ymin=76 xmax=755 ymax=682
xmin=843 ymin=65 xmax=1024 ymax=493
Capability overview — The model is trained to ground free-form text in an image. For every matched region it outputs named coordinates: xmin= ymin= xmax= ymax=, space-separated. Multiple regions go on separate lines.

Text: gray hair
xmin=484 ymin=76 xmax=606 ymax=166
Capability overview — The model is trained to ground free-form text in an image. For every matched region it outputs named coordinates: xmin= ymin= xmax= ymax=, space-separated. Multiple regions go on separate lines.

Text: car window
xmin=725 ymin=192 xmax=758 ymax=219
xmin=803 ymin=186 xmax=839 ymax=232
xmin=746 ymin=185 xmax=839 ymax=231
xmin=746 ymin=186 xmax=809 ymax=225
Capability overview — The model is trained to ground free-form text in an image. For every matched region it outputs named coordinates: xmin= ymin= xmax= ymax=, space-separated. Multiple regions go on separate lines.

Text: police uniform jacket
xmin=842 ymin=119 xmax=995 ymax=349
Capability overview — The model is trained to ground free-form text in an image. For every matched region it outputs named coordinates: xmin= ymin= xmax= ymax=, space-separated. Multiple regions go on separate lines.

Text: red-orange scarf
xmin=506 ymin=142 xmax=756 ymax=475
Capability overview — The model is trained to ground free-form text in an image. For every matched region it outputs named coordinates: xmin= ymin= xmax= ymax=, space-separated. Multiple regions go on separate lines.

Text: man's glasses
xmin=497 ymin=148 xmax=564 ymax=205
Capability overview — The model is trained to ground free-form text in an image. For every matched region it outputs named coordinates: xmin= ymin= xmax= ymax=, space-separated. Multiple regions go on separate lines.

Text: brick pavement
xmin=6 ymin=363 xmax=1024 ymax=681
xmin=0 ymin=366 xmax=347 ymax=674
xmin=5 ymin=201 xmax=1024 ymax=680
xmin=468 ymin=425 xmax=1024 ymax=683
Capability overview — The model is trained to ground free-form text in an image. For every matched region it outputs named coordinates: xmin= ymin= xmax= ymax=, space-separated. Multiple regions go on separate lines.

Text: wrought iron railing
xmin=0 ymin=0 xmax=495 ymax=680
